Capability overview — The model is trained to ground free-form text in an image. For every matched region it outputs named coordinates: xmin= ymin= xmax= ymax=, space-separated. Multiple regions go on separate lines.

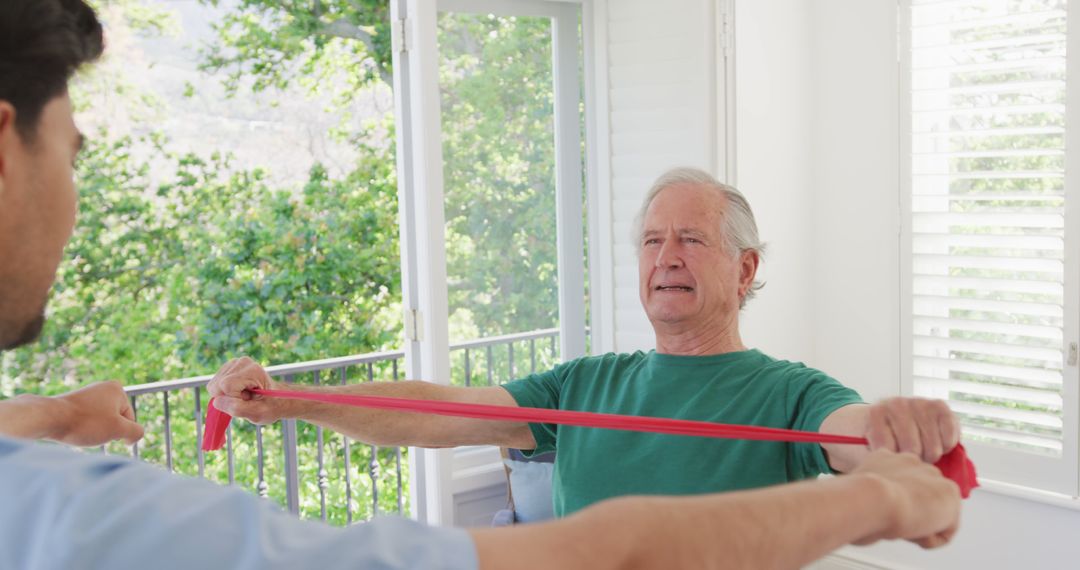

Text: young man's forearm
xmin=471 ymin=474 xmax=906 ymax=570
xmin=2 ymin=382 xmax=142 ymax=446
xmin=0 ymin=395 xmax=65 ymax=440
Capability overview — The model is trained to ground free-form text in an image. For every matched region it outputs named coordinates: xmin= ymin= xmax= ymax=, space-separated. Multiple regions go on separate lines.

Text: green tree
xmin=198 ymin=1 xmax=562 ymax=338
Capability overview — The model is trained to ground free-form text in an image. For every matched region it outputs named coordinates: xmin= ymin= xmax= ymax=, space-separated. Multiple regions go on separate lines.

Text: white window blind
xmin=903 ymin=0 xmax=1079 ymax=494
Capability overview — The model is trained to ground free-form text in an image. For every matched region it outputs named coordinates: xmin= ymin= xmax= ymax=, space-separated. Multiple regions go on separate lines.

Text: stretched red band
xmin=203 ymin=389 xmax=978 ymax=498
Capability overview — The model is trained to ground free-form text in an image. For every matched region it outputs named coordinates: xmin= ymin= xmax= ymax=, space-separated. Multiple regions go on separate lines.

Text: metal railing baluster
xmin=226 ymin=423 xmax=235 ymax=485
xmin=130 ymin=395 xmax=139 ymax=458
xmin=315 ymin=370 xmax=328 ymax=522
xmin=195 ymin=387 xmax=205 ymax=477
xmin=464 ymin=349 xmax=471 ymax=387
xmin=508 ymin=343 xmax=515 ymax=382
xmin=367 ymin=362 xmax=379 ymax=516
xmin=163 ymin=391 xmax=173 ymax=473
xmin=256 ymin=425 xmax=268 ymax=499
xmin=486 ymin=345 xmax=494 ymax=386
xmin=340 ymin=366 xmax=353 ymax=524
xmin=282 ymin=374 xmax=300 ymax=515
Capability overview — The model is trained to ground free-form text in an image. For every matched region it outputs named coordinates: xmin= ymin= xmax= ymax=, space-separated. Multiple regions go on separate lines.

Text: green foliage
xmin=90 ymin=0 xmax=180 ymax=36
xmin=162 ymin=140 xmax=402 ymax=368
xmin=198 ymin=0 xmax=392 ymax=99
xmin=438 ymin=15 xmax=560 ymax=336
xmin=1 ymin=131 xmax=401 ymax=392
xmin=196 ymin=1 xmax=563 ymax=337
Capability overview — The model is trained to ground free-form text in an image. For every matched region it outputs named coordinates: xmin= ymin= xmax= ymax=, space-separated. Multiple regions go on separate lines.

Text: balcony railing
xmin=112 ymin=328 xmax=561 ymax=524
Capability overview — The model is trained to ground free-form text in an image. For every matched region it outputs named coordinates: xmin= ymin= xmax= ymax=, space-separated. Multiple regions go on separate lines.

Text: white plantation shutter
xmin=902 ymin=0 xmax=1080 ymax=493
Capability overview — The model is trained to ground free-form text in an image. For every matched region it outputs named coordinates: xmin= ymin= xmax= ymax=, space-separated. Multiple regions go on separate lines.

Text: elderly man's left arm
xmin=818 ymin=398 xmax=962 ymax=473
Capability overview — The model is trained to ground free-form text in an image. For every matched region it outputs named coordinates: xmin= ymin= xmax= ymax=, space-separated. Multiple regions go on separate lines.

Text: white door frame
xmin=392 ymin=0 xmax=590 ymax=525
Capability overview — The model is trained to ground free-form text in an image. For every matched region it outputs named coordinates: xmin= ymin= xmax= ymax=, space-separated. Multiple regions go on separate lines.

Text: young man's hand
xmin=41 ymin=381 xmax=144 ymax=446
xmin=852 ymin=449 xmax=962 ymax=548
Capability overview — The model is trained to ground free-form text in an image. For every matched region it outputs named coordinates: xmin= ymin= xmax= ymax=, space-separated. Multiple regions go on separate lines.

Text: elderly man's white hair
xmin=632 ymin=166 xmax=767 ymax=308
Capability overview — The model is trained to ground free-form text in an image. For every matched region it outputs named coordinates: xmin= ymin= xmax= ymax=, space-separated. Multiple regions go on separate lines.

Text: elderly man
xmin=211 ymin=169 xmax=960 ymax=518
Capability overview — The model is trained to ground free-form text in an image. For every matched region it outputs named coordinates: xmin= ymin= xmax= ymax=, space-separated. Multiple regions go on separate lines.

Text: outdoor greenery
xmin=0 ymin=0 xmax=569 ymax=523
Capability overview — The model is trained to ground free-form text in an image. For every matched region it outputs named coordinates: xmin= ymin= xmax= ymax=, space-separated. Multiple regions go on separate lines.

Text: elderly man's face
xmin=638 ymin=183 xmax=755 ymax=331
xmin=0 ymin=94 xmax=81 ymax=349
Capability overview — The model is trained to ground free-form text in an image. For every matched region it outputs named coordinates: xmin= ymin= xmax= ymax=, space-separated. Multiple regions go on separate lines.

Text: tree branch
xmin=317 ymin=19 xmax=393 ymax=86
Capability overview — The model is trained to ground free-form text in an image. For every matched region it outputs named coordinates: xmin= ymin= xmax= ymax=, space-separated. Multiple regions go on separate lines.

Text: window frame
xmin=897 ymin=0 xmax=1080 ymax=496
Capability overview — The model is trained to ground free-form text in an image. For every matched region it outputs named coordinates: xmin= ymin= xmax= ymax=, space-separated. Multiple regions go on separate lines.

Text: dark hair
xmin=0 ymin=0 xmax=103 ymax=141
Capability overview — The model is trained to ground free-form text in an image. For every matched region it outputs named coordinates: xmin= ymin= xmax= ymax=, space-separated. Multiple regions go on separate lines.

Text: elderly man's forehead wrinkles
xmin=679 ymin=228 xmax=710 ymax=240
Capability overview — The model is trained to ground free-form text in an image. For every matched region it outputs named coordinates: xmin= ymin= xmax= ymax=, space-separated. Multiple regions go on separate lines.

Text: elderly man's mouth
xmin=655 ymin=285 xmax=694 ymax=292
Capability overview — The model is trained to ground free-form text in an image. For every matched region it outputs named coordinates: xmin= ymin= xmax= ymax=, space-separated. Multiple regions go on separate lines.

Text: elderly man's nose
xmin=655 ymin=244 xmax=684 ymax=268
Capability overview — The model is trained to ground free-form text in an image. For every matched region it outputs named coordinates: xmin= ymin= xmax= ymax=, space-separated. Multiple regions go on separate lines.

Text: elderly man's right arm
xmin=207 ymin=357 xmax=536 ymax=449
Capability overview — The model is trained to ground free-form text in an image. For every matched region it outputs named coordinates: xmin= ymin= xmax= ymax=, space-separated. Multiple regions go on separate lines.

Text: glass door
xmin=391 ymin=0 xmax=586 ymax=525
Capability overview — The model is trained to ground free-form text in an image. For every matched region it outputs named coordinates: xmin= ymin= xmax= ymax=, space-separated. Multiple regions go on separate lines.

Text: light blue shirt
xmin=0 ymin=436 xmax=478 ymax=570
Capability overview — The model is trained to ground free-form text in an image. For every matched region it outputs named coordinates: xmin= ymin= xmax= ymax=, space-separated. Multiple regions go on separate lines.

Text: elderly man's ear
xmin=739 ymin=251 xmax=759 ymax=291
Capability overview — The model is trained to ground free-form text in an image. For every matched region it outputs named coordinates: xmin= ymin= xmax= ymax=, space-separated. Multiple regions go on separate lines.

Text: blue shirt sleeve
xmin=0 ymin=437 xmax=478 ymax=570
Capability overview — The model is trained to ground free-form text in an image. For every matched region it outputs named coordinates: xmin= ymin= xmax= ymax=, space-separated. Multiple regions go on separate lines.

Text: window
xmin=901 ymin=0 xmax=1079 ymax=494
xmin=390 ymin=0 xmax=589 ymax=523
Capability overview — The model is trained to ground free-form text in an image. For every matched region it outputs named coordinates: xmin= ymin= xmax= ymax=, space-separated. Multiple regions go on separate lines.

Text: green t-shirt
xmin=501 ymin=349 xmax=864 ymax=517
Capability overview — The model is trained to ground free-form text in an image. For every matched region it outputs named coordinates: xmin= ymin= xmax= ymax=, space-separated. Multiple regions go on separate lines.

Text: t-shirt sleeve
xmin=785 ymin=368 xmax=865 ymax=476
xmin=0 ymin=437 xmax=478 ymax=570
xmin=500 ymin=360 xmax=576 ymax=456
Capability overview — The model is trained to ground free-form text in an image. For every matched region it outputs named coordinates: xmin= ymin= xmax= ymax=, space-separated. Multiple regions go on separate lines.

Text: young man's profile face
xmin=0 ymin=93 xmax=82 ymax=349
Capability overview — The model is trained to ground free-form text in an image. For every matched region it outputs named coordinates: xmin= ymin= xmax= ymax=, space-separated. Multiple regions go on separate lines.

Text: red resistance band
xmin=203 ymin=388 xmax=978 ymax=498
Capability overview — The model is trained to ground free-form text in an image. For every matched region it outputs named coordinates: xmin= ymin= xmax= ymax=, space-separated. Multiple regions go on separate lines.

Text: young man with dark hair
xmin=0 ymin=1 xmax=962 ymax=568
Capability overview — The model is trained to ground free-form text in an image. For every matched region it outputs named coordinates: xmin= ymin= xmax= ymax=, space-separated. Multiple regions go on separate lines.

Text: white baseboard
xmin=809 ymin=549 xmax=914 ymax=570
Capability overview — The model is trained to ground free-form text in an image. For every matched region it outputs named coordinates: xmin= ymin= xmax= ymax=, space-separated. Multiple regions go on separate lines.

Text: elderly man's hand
xmin=866 ymin=397 xmax=961 ymax=464
xmin=50 ymin=381 xmax=145 ymax=446
xmin=206 ymin=356 xmax=287 ymax=425
xmin=851 ymin=449 xmax=961 ymax=548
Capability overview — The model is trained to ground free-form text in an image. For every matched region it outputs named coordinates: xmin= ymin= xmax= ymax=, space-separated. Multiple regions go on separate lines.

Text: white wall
xmin=603 ymin=0 xmax=719 ymax=353
xmin=808 ymin=1 xmax=903 ymax=402
xmin=734 ymin=0 xmax=1080 ymax=568
xmin=733 ymin=0 xmax=816 ymax=364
